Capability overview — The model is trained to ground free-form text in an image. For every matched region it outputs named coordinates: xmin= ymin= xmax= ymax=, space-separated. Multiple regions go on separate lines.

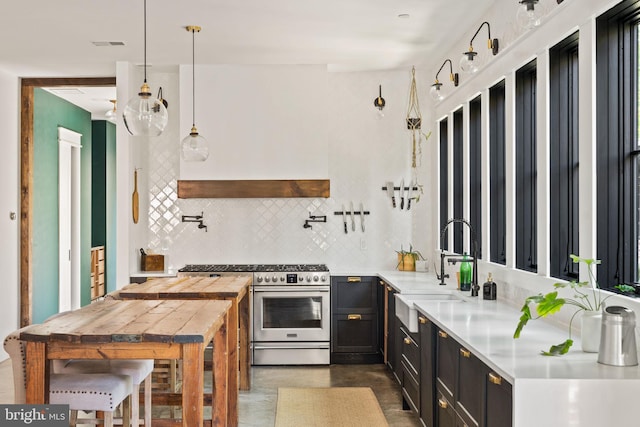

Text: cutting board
xmin=132 ymin=169 xmax=139 ymax=224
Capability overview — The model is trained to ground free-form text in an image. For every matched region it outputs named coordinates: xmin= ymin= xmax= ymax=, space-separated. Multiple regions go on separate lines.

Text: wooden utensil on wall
xmin=132 ymin=169 xmax=139 ymax=224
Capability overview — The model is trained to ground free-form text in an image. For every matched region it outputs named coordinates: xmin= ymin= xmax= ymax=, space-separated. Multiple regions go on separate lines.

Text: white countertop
xmin=378 ymin=270 xmax=640 ymax=427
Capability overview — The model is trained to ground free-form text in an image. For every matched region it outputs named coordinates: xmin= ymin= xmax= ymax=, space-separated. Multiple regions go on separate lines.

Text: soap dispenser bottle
xmin=459 ymin=253 xmax=472 ymax=291
xmin=483 ymin=273 xmax=497 ymax=300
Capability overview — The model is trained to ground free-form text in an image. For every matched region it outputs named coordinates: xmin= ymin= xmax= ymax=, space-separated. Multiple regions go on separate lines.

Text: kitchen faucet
xmin=437 ymin=218 xmax=480 ymax=297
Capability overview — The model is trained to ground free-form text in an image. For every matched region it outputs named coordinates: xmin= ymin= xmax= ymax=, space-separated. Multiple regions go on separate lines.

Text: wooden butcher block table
xmin=118 ymin=276 xmax=252 ymax=393
xmin=20 ymin=299 xmax=233 ymax=427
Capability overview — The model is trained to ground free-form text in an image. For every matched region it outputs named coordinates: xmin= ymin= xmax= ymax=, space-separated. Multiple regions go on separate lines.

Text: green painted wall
xmin=91 ymin=120 xmax=117 ymax=293
xmin=33 ymin=88 xmax=92 ymax=322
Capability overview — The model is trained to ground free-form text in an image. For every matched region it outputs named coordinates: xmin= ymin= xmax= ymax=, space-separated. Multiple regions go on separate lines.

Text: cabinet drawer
xmin=401 ymin=358 xmax=420 ymax=414
xmin=400 ymin=327 xmax=420 ymax=376
xmin=486 ymin=371 xmax=512 ymax=427
xmin=436 ymin=391 xmax=456 ymax=427
xmin=331 ymin=314 xmax=377 ymax=353
xmin=456 ymin=346 xmax=486 ymax=427
xmin=436 ymin=327 xmax=459 ymax=402
xmin=331 ymin=276 xmax=377 ymax=313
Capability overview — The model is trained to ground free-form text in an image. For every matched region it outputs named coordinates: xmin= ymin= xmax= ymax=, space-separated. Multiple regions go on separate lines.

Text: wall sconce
xmin=430 ymin=59 xmax=459 ymax=101
xmin=373 ymin=85 xmax=386 ymax=117
xmin=517 ymin=0 xmax=543 ymax=29
xmin=460 ymin=21 xmax=499 ymax=74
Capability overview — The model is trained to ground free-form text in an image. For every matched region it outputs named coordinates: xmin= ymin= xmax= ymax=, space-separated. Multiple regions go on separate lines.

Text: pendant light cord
xmin=143 ymin=0 xmax=147 ymax=83
xmin=192 ymin=28 xmax=196 ymax=127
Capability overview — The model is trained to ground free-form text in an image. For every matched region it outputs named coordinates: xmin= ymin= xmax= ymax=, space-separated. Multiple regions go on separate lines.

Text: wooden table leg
xmin=227 ymin=302 xmax=238 ymax=425
xmin=212 ymin=313 xmax=229 ymax=427
xmin=238 ymin=294 xmax=250 ymax=390
xmin=182 ymin=342 xmax=205 ymax=427
xmin=25 ymin=341 xmax=47 ymax=404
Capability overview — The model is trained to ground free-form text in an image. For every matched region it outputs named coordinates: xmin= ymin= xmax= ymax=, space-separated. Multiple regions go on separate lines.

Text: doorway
xmin=58 ymin=127 xmax=82 ymax=311
xmin=20 ymin=77 xmax=116 ymax=326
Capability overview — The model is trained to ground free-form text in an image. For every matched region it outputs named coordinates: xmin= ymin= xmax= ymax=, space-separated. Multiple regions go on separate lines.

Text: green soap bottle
xmin=459 ymin=253 xmax=472 ymax=291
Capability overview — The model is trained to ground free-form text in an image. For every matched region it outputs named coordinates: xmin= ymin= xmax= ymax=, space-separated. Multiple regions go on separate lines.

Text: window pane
xmin=440 ymin=119 xmax=449 ymax=251
xmin=453 ymin=109 xmax=464 ymax=254
xmin=489 ymin=81 xmax=506 ymax=265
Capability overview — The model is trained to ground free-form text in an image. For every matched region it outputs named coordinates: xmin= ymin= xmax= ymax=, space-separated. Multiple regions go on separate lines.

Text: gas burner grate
xmin=178 ymin=263 xmax=329 ymax=273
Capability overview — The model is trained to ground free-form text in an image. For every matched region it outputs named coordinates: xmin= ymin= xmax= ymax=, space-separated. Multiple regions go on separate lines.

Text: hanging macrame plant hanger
xmin=406 ymin=67 xmax=422 ymax=168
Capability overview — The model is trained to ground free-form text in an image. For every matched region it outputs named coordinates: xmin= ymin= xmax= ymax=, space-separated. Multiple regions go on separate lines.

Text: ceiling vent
xmin=92 ymin=41 xmax=125 ymax=46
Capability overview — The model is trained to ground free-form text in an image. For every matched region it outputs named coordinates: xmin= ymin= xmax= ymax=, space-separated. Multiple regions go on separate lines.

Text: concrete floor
xmin=0 ymin=359 xmax=421 ymax=426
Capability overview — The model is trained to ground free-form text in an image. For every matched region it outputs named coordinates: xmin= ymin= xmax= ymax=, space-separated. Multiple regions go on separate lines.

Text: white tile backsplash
xmin=137 ymin=68 xmax=425 ymax=273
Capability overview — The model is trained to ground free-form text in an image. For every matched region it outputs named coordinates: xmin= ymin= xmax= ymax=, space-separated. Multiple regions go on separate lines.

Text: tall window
xmin=490 ymin=81 xmax=506 ymax=265
xmin=596 ymin=0 xmax=640 ymax=289
xmin=453 ymin=108 xmax=464 ymax=254
xmin=440 ymin=118 xmax=449 ymax=251
xmin=515 ymin=60 xmax=538 ymax=273
xmin=549 ymin=32 xmax=579 ymax=280
xmin=469 ymin=96 xmax=483 ymax=260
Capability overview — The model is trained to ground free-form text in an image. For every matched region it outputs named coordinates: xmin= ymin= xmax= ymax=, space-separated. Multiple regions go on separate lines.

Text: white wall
xmin=420 ymin=0 xmax=640 ymax=334
xmin=123 ymin=66 xmax=422 ymax=275
xmin=0 ymin=69 xmax=20 ymax=360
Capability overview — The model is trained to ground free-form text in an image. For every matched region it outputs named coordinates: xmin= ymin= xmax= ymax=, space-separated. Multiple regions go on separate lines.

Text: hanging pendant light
xmin=123 ymin=0 xmax=168 ymax=137
xmin=516 ymin=0 xmax=543 ymax=29
xmin=105 ymin=99 xmax=117 ymax=122
xmin=181 ymin=25 xmax=209 ymax=162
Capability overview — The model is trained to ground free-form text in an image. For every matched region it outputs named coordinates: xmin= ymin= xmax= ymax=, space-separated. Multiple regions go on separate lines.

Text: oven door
xmin=253 ymin=286 xmax=330 ymax=342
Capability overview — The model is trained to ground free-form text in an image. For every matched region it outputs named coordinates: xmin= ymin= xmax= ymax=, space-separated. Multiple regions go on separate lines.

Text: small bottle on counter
xmin=459 ymin=253 xmax=472 ymax=292
xmin=483 ymin=273 xmax=497 ymax=300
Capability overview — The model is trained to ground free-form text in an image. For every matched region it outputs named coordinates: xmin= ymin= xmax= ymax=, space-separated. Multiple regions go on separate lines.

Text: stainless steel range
xmin=177 ymin=263 xmax=331 ymax=365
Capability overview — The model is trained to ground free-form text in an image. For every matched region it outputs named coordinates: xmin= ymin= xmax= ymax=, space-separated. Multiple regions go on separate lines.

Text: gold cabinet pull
xmin=387 ymin=286 xmax=393 ymax=292
xmin=347 ymin=314 xmax=362 ymax=320
xmin=379 ymin=280 xmax=385 ymax=286
xmin=418 ymin=316 xmax=427 ymax=324
xmin=488 ymin=372 xmax=503 ymax=385
xmin=347 ymin=277 xmax=361 ymax=282
xmin=460 ymin=348 xmax=471 ymax=358
xmin=404 ymin=337 xmax=411 ymax=345
xmin=438 ymin=398 xmax=448 ymax=409
xmin=438 ymin=330 xmax=448 ymax=339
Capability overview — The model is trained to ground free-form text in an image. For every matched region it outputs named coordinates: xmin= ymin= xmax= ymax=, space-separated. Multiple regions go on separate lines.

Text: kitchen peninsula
xmin=378 ymin=271 xmax=640 ymax=427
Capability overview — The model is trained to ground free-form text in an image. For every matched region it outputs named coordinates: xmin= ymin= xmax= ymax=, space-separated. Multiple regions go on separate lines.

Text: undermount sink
xmin=395 ymin=293 xmax=464 ymax=333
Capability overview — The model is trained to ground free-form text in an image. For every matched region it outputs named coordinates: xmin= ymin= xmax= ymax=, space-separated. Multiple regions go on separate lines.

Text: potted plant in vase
xmin=396 ymin=244 xmax=424 ymax=271
xmin=513 ymin=254 xmax=634 ymax=355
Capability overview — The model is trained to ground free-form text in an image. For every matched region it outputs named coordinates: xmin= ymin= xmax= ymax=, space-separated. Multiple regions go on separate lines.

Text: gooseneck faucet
xmin=437 ymin=218 xmax=480 ymax=296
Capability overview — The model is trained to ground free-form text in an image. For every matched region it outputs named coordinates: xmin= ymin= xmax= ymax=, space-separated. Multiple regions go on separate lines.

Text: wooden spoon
xmin=132 ymin=169 xmax=139 ymax=224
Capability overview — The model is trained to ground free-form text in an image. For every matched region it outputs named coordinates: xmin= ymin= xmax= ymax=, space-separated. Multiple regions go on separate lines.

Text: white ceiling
xmin=2 ymin=0 xmax=497 ymax=114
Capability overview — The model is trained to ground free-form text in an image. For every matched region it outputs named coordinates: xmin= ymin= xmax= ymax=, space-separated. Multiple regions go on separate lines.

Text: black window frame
xmin=515 ymin=59 xmax=538 ymax=273
xmin=453 ymin=108 xmax=464 ymax=254
xmin=440 ymin=118 xmax=449 ymax=251
xmin=549 ymin=31 xmax=580 ymax=281
xmin=469 ymin=95 xmax=483 ymax=260
xmin=489 ymin=80 xmax=507 ymax=265
xmin=596 ymin=0 xmax=640 ymax=289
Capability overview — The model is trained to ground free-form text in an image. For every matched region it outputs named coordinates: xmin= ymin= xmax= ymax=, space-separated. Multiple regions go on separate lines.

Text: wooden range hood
xmin=177 ymin=179 xmax=330 ymax=198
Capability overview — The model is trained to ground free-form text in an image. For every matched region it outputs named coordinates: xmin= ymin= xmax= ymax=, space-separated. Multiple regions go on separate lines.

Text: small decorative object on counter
xmin=483 ymin=273 xmax=497 ymax=300
xmin=459 ymin=253 xmax=472 ymax=291
xmin=140 ymin=248 xmax=164 ymax=272
xmin=396 ymin=244 xmax=423 ymax=271
xmin=598 ymin=306 xmax=638 ymax=367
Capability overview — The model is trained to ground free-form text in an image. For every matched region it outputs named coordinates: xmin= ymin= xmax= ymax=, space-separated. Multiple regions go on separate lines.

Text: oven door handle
xmin=254 ymin=286 xmax=329 ymax=293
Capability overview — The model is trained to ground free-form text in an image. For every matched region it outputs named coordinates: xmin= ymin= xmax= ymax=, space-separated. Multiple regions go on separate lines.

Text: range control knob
xmin=265 ymin=276 xmax=271 ymax=283
xmin=313 ymin=275 xmax=319 ymax=282
xmin=320 ymin=275 xmax=327 ymax=282
xmin=298 ymin=275 xmax=304 ymax=282
xmin=279 ymin=276 xmax=285 ymax=282
xmin=306 ymin=275 xmax=312 ymax=282
xmin=256 ymin=276 xmax=264 ymax=283
xmin=272 ymin=275 xmax=278 ymax=283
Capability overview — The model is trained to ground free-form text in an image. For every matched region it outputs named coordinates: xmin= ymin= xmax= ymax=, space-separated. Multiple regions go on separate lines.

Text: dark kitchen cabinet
xmin=419 ymin=314 xmax=436 ymax=427
xmin=331 ymin=276 xmax=381 ymax=363
xmin=385 ymin=283 xmax=400 ymax=383
xmin=457 ymin=346 xmax=488 ymax=427
xmin=400 ymin=326 xmax=420 ymax=413
xmin=436 ymin=328 xmax=459 ymax=403
xmin=434 ymin=326 xmax=513 ymax=427
xmin=486 ymin=370 xmax=512 ymax=427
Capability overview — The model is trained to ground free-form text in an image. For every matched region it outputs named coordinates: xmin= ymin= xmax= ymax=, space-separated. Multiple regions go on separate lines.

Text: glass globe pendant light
xmin=517 ymin=0 xmax=543 ymax=29
xmin=181 ymin=25 xmax=209 ymax=162
xmin=105 ymin=99 xmax=117 ymax=122
xmin=123 ymin=0 xmax=168 ymax=136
